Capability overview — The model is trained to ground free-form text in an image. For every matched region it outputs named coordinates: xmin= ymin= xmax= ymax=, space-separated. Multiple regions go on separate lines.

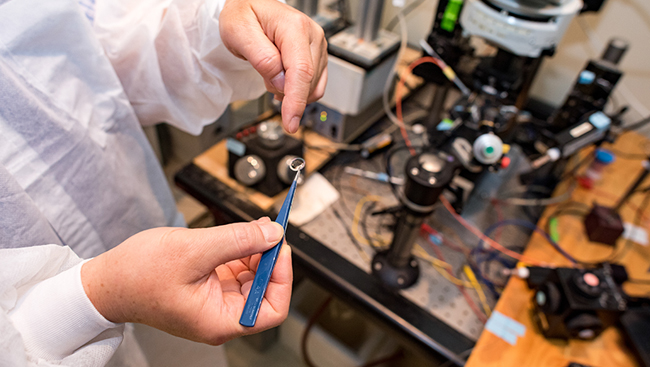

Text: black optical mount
xmin=372 ymin=151 xmax=458 ymax=289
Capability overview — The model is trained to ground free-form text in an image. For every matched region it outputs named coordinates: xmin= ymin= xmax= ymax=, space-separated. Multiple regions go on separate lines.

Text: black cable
xmin=623 ymin=115 xmax=650 ymax=132
xmin=628 ymin=278 xmax=650 ymax=285
xmin=331 ymin=205 xmax=375 ymax=262
xmin=559 ymin=154 xmax=593 ymax=181
xmin=301 ymin=296 xmax=333 ymax=367
xmin=384 ymin=143 xmax=423 ymax=200
xmin=606 ymin=147 xmax=649 ymax=160
xmin=386 ymin=0 xmax=427 ymax=30
xmin=301 ymin=296 xmax=405 ymax=367
xmin=571 ymin=190 xmax=650 ymax=266
xmin=610 ymin=190 xmax=650 ymax=263
xmin=333 ymin=155 xmax=361 ymax=219
xmin=543 ymin=208 xmax=589 ymax=235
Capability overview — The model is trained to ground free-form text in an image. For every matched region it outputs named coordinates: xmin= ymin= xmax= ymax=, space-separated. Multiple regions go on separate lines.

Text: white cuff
xmin=8 ymin=260 xmax=119 ymax=361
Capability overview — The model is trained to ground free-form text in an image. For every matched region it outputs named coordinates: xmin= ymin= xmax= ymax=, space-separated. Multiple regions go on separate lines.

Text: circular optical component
xmin=277 ymin=156 xmax=305 ymax=185
xmin=234 ymin=155 xmax=266 ymax=186
xmin=583 ymin=273 xmax=600 ymax=287
xmin=290 ymin=157 xmax=306 ymax=172
xmin=419 ymin=153 xmax=444 ymax=173
xmin=257 ymin=121 xmax=285 ymax=149
xmin=572 ymin=272 xmax=601 ymax=298
xmin=473 ymin=133 xmax=504 ymax=165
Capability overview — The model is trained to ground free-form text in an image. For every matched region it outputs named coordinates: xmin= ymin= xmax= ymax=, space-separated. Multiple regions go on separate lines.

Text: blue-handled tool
xmin=239 ymin=157 xmax=305 ymax=327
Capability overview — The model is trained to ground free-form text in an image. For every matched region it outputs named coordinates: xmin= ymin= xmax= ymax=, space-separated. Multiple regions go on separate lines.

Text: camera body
xmin=227 ymin=121 xmax=304 ymax=197
xmin=527 ymin=264 xmax=628 ymax=340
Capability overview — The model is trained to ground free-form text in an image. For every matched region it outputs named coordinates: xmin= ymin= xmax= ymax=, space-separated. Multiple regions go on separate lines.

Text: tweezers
xmin=239 ymin=157 xmax=305 ymax=327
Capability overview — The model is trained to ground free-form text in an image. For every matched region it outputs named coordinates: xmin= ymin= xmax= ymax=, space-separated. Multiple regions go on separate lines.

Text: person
xmin=0 ymin=0 xmax=327 ymax=364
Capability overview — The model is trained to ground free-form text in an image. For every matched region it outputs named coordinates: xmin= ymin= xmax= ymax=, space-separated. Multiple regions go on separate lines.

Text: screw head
xmin=578 ymin=329 xmax=595 ymax=340
xmin=374 ymin=262 xmax=383 ymax=271
xmin=397 ymin=277 xmax=405 ymax=285
xmin=428 ymin=177 xmax=437 ymax=185
xmin=410 ymin=167 xmax=419 ymax=176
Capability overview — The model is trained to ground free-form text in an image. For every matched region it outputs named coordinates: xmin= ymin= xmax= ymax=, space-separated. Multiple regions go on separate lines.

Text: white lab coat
xmin=0 ymin=0 xmax=265 ymax=364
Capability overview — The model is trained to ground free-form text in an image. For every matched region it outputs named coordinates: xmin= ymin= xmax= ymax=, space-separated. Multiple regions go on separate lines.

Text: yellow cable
xmin=463 ymin=265 xmax=492 ymax=317
xmin=351 ymin=195 xmax=390 ymax=247
xmin=413 ymin=246 xmax=473 ymax=288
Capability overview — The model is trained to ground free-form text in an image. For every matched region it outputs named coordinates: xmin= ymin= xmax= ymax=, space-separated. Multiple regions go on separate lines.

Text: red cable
xmin=421 ymin=223 xmax=470 ymax=254
xmin=422 ymin=232 xmax=488 ymax=323
xmin=440 ymin=196 xmax=547 ymax=267
xmin=395 ymin=57 xmax=447 ymax=156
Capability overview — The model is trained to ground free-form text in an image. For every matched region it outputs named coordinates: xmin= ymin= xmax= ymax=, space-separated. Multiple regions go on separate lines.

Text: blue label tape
xmin=485 ymin=310 xmax=526 ymax=345
xmin=226 ymin=138 xmax=246 ymax=156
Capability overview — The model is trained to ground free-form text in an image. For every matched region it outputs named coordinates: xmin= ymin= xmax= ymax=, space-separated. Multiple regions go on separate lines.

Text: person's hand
xmin=219 ymin=0 xmax=328 ymax=133
xmin=81 ymin=217 xmax=292 ymax=345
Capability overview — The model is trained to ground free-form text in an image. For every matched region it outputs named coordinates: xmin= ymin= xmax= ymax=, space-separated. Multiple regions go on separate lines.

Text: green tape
xmin=441 ymin=0 xmax=463 ymax=32
xmin=549 ymin=218 xmax=560 ymax=243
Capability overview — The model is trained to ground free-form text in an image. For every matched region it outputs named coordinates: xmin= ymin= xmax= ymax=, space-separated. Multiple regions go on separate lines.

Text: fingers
xmin=277 ymin=21 xmax=326 ymax=133
xmin=219 ymin=0 xmax=286 ymax=95
xmin=182 ymin=220 xmax=284 ymax=275
xmin=225 ymin=0 xmax=327 ymax=133
xmin=308 ymin=67 xmax=327 ymax=104
xmin=220 ymin=0 xmax=328 ymax=133
xmin=251 ymin=244 xmax=293 ymax=330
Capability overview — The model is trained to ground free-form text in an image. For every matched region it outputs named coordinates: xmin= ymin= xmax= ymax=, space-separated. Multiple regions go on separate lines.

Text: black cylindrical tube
xmin=387 ymin=212 xmax=425 ymax=268
xmin=614 ymin=160 xmax=650 ymax=211
xmin=404 ymin=153 xmax=455 ymax=207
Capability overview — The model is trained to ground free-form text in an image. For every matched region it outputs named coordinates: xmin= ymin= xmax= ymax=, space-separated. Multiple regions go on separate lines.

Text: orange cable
xmin=440 ymin=196 xmax=548 ymax=267
xmin=395 ymin=57 xmax=446 ymax=156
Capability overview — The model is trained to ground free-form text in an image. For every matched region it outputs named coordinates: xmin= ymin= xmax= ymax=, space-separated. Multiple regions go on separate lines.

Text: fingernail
xmin=289 ymin=116 xmax=301 ymax=133
xmin=257 ymin=216 xmax=271 ymax=223
xmin=259 ymin=222 xmax=284 ymax=244
xmin=271 ymin=71 xmax=285 ymax=93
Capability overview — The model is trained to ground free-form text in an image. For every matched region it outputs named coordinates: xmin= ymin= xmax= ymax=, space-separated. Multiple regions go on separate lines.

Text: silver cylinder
xmin=356 ymin=0 xmax=384 ymax=42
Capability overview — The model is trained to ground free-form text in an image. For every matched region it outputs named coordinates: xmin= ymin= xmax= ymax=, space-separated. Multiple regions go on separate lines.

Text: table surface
xmin=466 ymin=131 xmax=650 ymax=367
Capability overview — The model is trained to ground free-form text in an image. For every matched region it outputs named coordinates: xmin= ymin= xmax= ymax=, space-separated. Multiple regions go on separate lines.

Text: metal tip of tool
xmin=290 ymin=157 xmax=305 ymax=172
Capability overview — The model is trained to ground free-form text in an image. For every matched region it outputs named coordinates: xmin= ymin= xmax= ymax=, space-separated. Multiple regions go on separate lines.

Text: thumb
xmin=186 ymin=221 xmax=285 ymax=273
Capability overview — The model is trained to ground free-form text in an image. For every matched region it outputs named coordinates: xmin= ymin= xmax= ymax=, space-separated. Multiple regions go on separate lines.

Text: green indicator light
xmin=320 ymin=111 xmax=327 ymax=122
xmin=485 ymin=146 xmax=494 ymax=155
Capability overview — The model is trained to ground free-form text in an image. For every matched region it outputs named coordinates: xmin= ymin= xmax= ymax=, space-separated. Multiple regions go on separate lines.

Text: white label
xmin=569 ymin=122 xmax=594 ymax=138
xmin=623 ymin=222 xmax=648 ymax=246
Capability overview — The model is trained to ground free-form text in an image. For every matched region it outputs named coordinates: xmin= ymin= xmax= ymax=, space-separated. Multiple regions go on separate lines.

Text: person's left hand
xmin=81 ymin=217 xmax=292 ymax=345
xmin=219 ymin=0 xmax=328 ymax=133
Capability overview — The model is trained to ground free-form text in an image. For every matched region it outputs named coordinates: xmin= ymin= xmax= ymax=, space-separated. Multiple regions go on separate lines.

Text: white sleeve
xmin=92 ymin=0 xmax=267 ymax=135
xmin=0 ymin=245 xmax=124 ymax=367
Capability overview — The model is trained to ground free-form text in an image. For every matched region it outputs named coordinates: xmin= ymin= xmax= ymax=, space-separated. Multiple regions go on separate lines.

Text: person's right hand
xmin=81 ymin=217 xmax=292 ymax=345
xmin=219 ymin=0 xmax=328 ymax=133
